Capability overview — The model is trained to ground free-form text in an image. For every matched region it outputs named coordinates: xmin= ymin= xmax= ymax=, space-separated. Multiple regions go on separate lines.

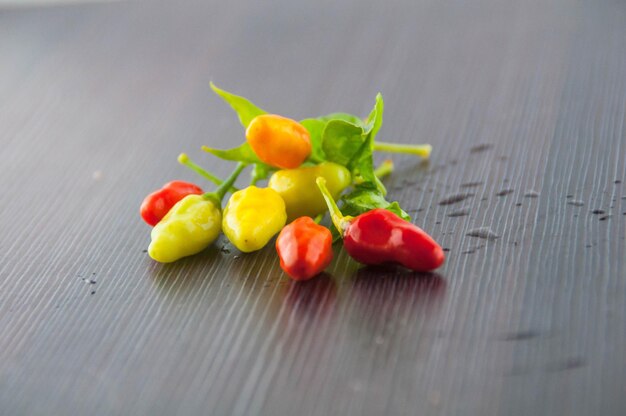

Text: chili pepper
xmin=276 ymin=216 xmax=333 ymax=280
xmin=140 ymin=181 xmax=203 ymax=226
xmin=316 ymin=177 xmax=444 ymax=271
xmin=148 ymin=163 xmax=246 ymax=263
xmin=222 ymin=186 xmax=287 ymax=253
xmin=246 ymin=114 xmax=311 ymax=169
xmin=268 ymin=161 xmax=351 ymax=221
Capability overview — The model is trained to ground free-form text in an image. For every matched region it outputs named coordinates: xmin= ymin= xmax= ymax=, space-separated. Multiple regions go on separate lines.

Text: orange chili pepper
xmin=246 ymin=114 xmax=311 ymax=169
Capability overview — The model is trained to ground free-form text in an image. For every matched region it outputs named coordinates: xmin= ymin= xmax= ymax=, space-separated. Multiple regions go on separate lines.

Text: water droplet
xmin=439 ymin=193 xmax=474 ymax=205
xmin=460 ymin=181 xmax=483 ymax=188
xmin=466 ymin=227 xmax=499 ymax=240
xmin=599 ymin=215 xmax=611 ymax=221
xmin=524 ymin=190 xmax=540 ymax=198
xmin=496 ymin=189 xmax=514 ymax=197
xmin=568 ymin=200 xmax=584 ymax=207
xmin=591 ymin=209 xmax=605 ymax=215
xmin=470 ymin=143 xmax=493 ymax=153
xmin=448 ymin=209 xmax=470 ymax=218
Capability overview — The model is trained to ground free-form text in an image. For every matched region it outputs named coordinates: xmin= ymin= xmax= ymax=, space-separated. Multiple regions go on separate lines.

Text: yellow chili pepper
xmin=222 ymin=186 xmax=287 ymax=253
xmin=148 ymin=195 xmax=221 ymax=263
xmin=148 ymin=163 xmax=246 ymax=263
xmin=268 ymin=161 xmax=351 ymax=221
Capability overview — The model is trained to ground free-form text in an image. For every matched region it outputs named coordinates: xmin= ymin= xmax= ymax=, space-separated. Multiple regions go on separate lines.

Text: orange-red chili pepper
xmin=317 ymin=178 xmax=444 ymax=271
xmin=276 ymin=217 xmax=333 ymax=281
xmin=140 ymin=181 xmax=203 ymax=226
xmin=246 ymin=114 xmax=311 ymax=169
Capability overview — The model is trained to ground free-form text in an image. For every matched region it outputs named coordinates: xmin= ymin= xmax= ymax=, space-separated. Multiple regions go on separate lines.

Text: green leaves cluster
xmin=205 ymin=82 xmax=412 ymax=224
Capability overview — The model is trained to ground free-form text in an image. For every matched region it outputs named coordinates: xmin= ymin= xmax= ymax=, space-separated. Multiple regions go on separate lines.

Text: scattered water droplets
xmin=466 ymin=227 xmax=499 ymax=240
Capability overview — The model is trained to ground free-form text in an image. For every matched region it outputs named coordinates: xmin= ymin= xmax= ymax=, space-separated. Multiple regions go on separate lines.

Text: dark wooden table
xmin=1 ymin=0 xmax=625 ymax=414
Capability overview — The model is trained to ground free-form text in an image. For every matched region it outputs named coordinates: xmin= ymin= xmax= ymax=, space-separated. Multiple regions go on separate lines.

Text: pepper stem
xmin=374 ymin=141 xmax=432 ymax=158
xmin=316 ymin=177 xmax=352 ymax=237
xmin=203 ymin=162 xmax=247 ymax=205
xmin=374 ymin=159 xmax=394 ymax=180
xmin=178 ymin=153 xmax=238 ymax=193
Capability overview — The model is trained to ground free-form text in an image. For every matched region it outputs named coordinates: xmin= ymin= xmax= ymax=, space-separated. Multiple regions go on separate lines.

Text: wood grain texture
xmin=1 ymin=0 xmax=625 ymax=415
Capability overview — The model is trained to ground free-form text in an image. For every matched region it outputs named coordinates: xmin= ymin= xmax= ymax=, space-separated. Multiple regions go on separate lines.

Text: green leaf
xmin=346 ymin=94 xmax=385 ymax=192
xmin=210 ymin=82 xmax=266 ymax=128
xmin=364 ymin=93 xmax=384 ymax=139
xmin=347 ymin=133 xmax=376 ymax=184
xmin=385 ymin=201 xmax=411 ymax=220
xmin=321 ymin=120 xmax=366 ymax=166
xmin=317 ymin=112 xmax=365 ymax=127
xmin=300 ymin=118 xmax=327 ymax=162
xmin=340 ymin=183 xmax=410 ymax=221
xmin=202 ymin=143 xmax=265 ymax=164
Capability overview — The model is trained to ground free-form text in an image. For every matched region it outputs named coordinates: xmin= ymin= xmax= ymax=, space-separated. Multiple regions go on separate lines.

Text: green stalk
xmin=203 ymin=162 xmax=247 ymax=206
xmin=373 ymin=159 xmax=394 ymax=179
xmin=316 ymin=177 xmax=352 ymax=237
xmin=373 ymin=141 xmax=432 ymax=158
xmin=249 ymin=164 xmax=268 ymax=186
xmin=178 ymin=153 xmax=238 ymax=193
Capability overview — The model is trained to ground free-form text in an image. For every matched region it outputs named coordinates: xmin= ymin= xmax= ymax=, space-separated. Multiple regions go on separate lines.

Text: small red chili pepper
xmin=316 ymin=178 xmax=444 ymax=271
xmin=276 ymin=217 xmax=333 ymax=281
xmin=140 ymin=181 xmax=203 ymax=226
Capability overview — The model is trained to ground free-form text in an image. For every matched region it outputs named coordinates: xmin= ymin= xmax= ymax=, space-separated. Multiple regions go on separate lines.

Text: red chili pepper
xmin=140 ymin=181 xmax=203 ymax=226
xmin=276 ymin=217 xmax=333 ymax=280
xmin=316 ymin=178 xmax=444 ymax=271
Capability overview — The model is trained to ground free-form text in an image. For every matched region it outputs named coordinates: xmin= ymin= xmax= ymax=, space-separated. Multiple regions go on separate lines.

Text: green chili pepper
xmin=222 ymin=186 xmax=287 ymax=253
xmin=268 ymin=161 xmax=351 ymax=221
xmin=148 ymin=163 xmax=246 ymax=263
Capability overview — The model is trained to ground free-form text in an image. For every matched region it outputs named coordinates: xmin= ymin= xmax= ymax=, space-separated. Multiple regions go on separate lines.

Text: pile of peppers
xmin=140 ymin=83 xmax=444 ymax=280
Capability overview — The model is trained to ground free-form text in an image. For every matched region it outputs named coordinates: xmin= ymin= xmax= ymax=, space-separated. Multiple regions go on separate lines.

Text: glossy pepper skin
xmin=246 ymin=114 xmax=311 ymax=169
xmin=276 ymin=217 xmax=333 ymax=280
xmin=148 ymin=194 xmax=222 ymax=263
xmin=268 ymin=162 xmax=351 ymax=221
xmin=148 ymin=162 xmax=246 ymax=263
xmin=316 ymin=178 xmax=444 ymax=272
xmin=343 ymin=208 xmax=444 ymax=271
xmin=222 ymin=186 xmax=287 ymax=252
xmin=140 ymin=181 xmax=203 ymax=226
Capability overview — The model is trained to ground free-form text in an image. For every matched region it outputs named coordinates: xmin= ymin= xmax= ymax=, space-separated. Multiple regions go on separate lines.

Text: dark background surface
xmin=1 ymin=0 xmax=625 ymax=415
